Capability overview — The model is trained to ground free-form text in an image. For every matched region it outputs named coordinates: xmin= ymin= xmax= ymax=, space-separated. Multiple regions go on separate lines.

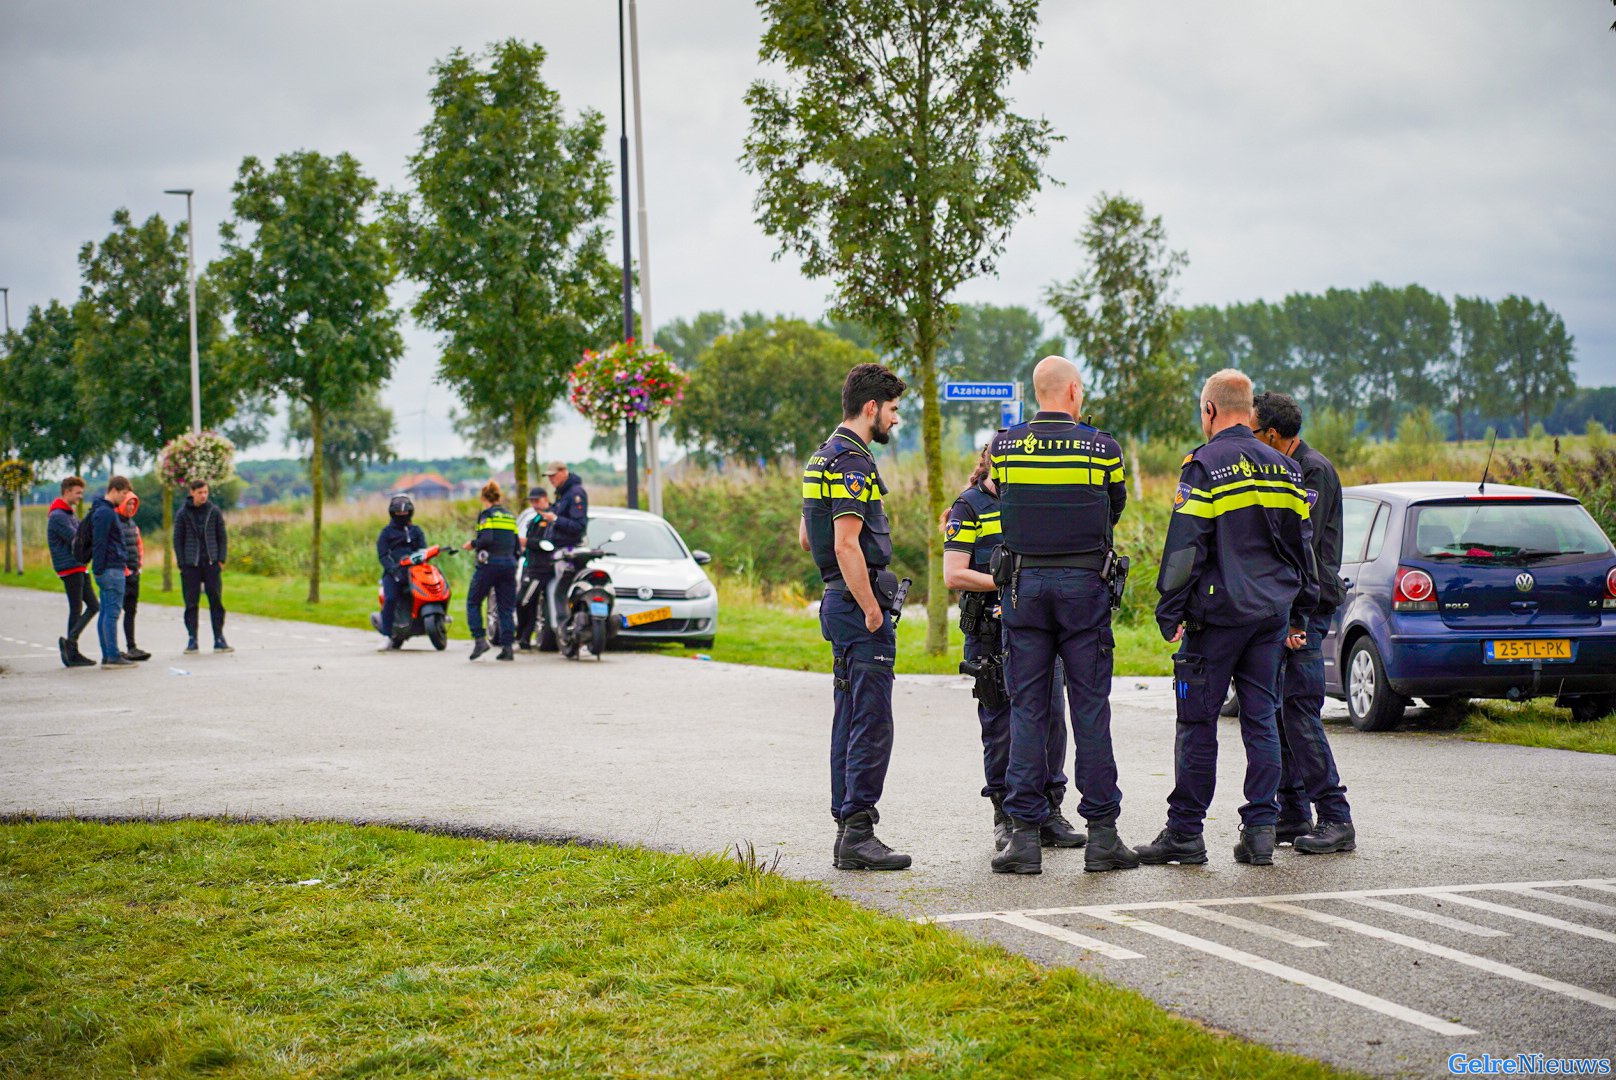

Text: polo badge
xmin=845 ymin=473 xmax=866 ymax=497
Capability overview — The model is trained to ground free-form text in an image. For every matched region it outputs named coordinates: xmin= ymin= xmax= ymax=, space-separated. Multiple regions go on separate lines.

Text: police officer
xmin=1252 ymin=391 xmax=1355 ymax=855
xmin=989 ymin=356 xmax=1138 ymax=875
xmin=943 ymin=446 xmax=1081 ymax=852
xmin=376 ymin=495 xmax=426 ymax=651
xmin=799 ymin=362 xmax=910 ymax=871
xmin=540 ymin=461 xmax=589 ymax=625
xmin=462 ymin=480 xmax=519 ymax=661
xmin=515 ymin=486 xmax=552 ymax=650
xmin=1143 ymin=369 xmax=1319 ymax=867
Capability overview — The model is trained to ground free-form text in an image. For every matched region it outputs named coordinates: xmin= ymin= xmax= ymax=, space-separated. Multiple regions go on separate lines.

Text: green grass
xmin=1456 ymin=699 xmax=1616 ymax=755
xmin=0 ymin=819 xmax=1351 ymax=1079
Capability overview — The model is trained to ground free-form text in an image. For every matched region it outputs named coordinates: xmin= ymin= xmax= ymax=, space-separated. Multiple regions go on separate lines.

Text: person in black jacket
xmin=375 ymin=494 xmax=427 ymax=650
xmin=47 ymin=476 xmax=98 ymax=667
xmin=462 ymin=480 xmax=518 ymax=661
xmin=1253 ymin=391 xmax=1354 ymax=855
xmin=117 ymin=493 xmax=151 ymax=661
xmin=173 ymin=479 xmax=230 ymax=654
xmin=89 ymin=476 xmax=136 ymax=668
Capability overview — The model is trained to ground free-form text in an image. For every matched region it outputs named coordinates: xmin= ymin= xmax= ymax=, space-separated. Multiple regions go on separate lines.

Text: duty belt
xmin=1014 ymin=551 xmax=1106 ymax=571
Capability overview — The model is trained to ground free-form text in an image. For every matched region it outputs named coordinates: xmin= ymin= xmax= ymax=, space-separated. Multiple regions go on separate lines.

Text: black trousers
xmin=60 ymin=572 xmax=99 ymax=643
xmin=123 ymin=574 xmax=141 ymax=646
xmin=181 ymin=563 xmax=226 ymax=640
xmin=515 ymin=569 xmax=551 ymax=643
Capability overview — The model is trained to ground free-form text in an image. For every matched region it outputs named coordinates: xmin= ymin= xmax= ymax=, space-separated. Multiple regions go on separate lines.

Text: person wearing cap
xmin=515 ymin=486 xmax=552 ymax=650
xmin=537 ymin=462 xmax=588 ymax=631
xmin=376 ymin=494 xmax=426 ymax=650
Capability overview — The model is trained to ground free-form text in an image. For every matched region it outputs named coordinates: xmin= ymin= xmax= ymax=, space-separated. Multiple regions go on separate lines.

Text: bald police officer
xmin=988 ymin=356 xmax=1139 ymax=875
xmin=800 ymin=363 xmax=911 ymax=871
xmin=1143 ymin=369 xmax=1319 ymax=867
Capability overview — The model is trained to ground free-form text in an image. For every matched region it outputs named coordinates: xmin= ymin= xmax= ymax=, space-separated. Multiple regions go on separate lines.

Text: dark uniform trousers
xmin=1168 ymin=613 xmax=1288 ymax=835
xmin=516 ymin=561 xmax=552 ymax=643
xmin=819 ymin=588 xmax=896 ymax=822
xmin=1001 ymin=567 xmax=1121 ymax=826
xmin=467 ymin=559 xmax=517 ymax=642
xmin=380 ymin=574 xmax=409 ymax=637
xmin=967 ymin=630 xmax=1066 ymax=800
xmin=1276 ymin=611 xmax=1352 ymax=824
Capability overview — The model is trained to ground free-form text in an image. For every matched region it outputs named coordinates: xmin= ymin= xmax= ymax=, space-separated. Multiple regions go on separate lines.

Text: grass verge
xmin=0 ymin=819 xmax=1350 ymax=1079
xmin=1456 ymin=699 xmax=1616 ymax=755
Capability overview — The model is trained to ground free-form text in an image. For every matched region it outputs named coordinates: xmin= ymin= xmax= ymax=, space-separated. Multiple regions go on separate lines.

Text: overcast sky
xmin=4 ymin=1 xmax=1613 ymax=466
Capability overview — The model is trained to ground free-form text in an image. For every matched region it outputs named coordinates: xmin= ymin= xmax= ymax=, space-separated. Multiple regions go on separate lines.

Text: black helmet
xmin=388 ymin=494 xmax=415 ymax=522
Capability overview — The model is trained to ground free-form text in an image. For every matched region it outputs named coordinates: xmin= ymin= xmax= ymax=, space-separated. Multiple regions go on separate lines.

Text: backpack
xmin=72 ymin=510 xmax=96 ymax=566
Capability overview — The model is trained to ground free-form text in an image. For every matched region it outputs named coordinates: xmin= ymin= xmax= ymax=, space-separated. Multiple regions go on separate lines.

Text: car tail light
xmin=1605 ymin=566 xmax=1616 ymax=609
xmin=1394 ymin=567 xmax=1437 ymax=612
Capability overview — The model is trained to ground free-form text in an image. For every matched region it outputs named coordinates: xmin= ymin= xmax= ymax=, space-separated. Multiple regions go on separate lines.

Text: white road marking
xmin=1428 ymin=893 xmax=1616 ymax=945
xmin=1340 ymin=897 xmax=1509 ymax=937
xmin=1505 ymin=887 xmax=1616 ymax=917
xmin=1164 ymin=901 xmax=1330 ymax=948
xmin=990 ymin=912 xmax=1145 ymax=960
xmin=1087 ymin=909 xmax=1475 ymax=1036
xmin=0 ymin=635 xmax=53 ymax=650
xmin=1581 ymin=884 xmax=1616 ymax=897
xmin=1258 ymin=903 xmax=1616 ymax=1012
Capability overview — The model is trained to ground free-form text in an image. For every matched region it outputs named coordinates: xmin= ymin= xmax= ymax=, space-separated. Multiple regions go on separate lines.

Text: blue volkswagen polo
xmin=1320 ymin=481 xmax=1616 ymax=730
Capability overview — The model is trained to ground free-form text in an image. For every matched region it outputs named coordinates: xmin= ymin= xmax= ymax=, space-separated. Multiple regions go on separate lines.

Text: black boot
xmin=496 ymin=643 xmax=515 ymax=661
xmin=989 ymin=795 xmax=1011 ymax=853
xmin=1276 ymin=817 xmax=1314 ymax=845
xmin=1233 ymin=824 xmax=1277 ymax=866
xmin=833 ymin=818 xmax=846 ymax=867
xmin=1135 ymin=828 xmax=1208 ymax=866
xmin=837 ymin=810 xmax=911 ymax=871
xmin=124 ymin=644 xmax=152 ymax=662
xmin=65 ymin=639 xmax=97 ymax=668
xmin=469 ymin=636 xmax=490 ymax=661
xmin=1040 ymin=787 xmax=1087 ymax=848
xmin=1294 ymin=821 xmax=1356 ymax=854
xmin=58 ymin=637 xmax=69 ymax=667
xmin=1083 ymin=824 xmax=1141 ymax=872
xmin=990 ymin=818 xmax=1042 ymax=875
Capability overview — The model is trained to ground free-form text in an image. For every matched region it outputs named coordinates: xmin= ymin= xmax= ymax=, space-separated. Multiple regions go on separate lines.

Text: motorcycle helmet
xmin=388 ymin=494 xmax=415 ymax=524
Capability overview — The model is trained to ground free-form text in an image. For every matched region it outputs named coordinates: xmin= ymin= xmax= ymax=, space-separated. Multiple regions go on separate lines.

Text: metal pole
xmin=165 ymin=189 xmax=201 ymax=433
xmin=1 ymin=286 xmax=20 ymax=573
xmin=628 ymin=0 xmax=662 ymax=516
xmin=1 ymin=286 xmax=9 ymax=334
xmin=617 ymin=0 xmax=639 ymax=510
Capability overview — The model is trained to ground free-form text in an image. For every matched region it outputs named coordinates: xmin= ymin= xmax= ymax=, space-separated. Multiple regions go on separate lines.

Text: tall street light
xmin=616 ymin=0 xmax=639 ymax=509
xmin=627 ymin=0 xmax=662 ymax=516
xmin=0 ymin=286 xmax=10 ymax=334
xmin=1 ymin=286 xmax=17 ymax=574
xmin=163 ymin=188 xmax=202 ymax=434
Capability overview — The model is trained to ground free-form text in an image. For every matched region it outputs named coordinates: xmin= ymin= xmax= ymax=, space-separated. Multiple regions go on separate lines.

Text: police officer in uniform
xmin=515 ymin=486 xmax=552 ymax=650
xmin=943 ymin=446 xmax=1081 ymax=852
xmin=799 ymin=362 xmax=910 ymax=871
xmin=462 ymin=480 xmax=519 ymax=662
xmin=988 ymin=356 xmax=1138 ymax=875
xmin=1143 ymin=369 xmax=1319 ymax=867
xmin=1252 ymin=391 xmax=1355 ymax=854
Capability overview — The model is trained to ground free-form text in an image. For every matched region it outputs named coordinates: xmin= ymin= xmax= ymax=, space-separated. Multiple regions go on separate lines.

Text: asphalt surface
xmin=3 ymin=583 xmax=1614 ymax=1078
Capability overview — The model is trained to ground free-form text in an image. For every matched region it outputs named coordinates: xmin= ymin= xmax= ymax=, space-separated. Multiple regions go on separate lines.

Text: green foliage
xmin=743 ymin=0 xmax=1056 ymax=655
xmin=286 ymin=389 xmax=396 ymax=499
xmin=0 ymin=300 xmax=105 ymax=473
xmin=1496 ymin=295 xmax=1577 ymax=437
xmin=939 ymin=303 xmax=1064 ymax=433
xmin=1304 ymin=408 xmax=1366 ymax=470
xmin=1495 ymin=447 xmax=1616 ymax=543
xmin=1376 ymin=406 xmax=1449 ymax=478
xmin=387 ymin=39 xmax=618 ymax=500
xmin=1586 ymin=419 xmax=1611 ymax=453
xmin=217 ymin=150 xmax=404 ymax=603
xmin=671 ymin=319 xmax=876 ymax=465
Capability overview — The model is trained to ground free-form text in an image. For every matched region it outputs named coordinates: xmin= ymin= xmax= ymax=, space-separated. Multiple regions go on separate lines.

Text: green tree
xmin=286 ymin=389 xmax=397 ymax=500
xmin=1285 ymin=288 xmax=1364 ymax=418
xmin=1494 ymin=295 xmax=1577 ymax=436
xmin=672 ymin=319 xmax=878 ymax=466
xmin=217 ymin=151 xmax=403 ymax=602
xmin=1446 ymin=296 xmax=1502 ymax=443
xmin=1355 ymin=283 xmax=1451 ymax=439
xmin=387 ymin=39 xmax=618 ymax=502
xmin=1045 ymin=193 xmax=1192 ymax=487
xmin=744 ymin=0 xmax=1055 ymax=653
xmin=75 ymin=208 xmax=236 ymax=591
xmin=938 ymin=303 xmax=1062 ymax=435
xmin=0 ymin=300 xmax=108 ymax=475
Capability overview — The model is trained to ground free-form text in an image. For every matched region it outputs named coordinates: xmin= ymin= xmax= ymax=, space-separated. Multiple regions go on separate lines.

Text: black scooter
xmin=537 ymin=530 xmax=626 ymax=660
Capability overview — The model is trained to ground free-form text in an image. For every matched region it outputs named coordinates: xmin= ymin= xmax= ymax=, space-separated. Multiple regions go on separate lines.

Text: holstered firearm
xmin=957 ymin=590 xmax=1008 ymax=709
xmin=959 ymin=652 xmax=1008 ymax=710
xmin=1102 ymin=549 xmax=1130 ymax=611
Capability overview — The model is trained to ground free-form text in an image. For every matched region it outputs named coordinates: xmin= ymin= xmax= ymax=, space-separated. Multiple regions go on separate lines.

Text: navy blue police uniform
xmin=803 ymin=426 xmax=897 ymax=825
xmin=943 ymin=482 xmax=1067 ymax=806
xmin=516 ymin=508 xmax=552 ymax=646
xmin=377 ymin=520 xmax=426 ymax=638
xmin=989 ymin=413 xmax=1127 ymax=830
xmin=1154 ymin=424 xmax=1319 ymax=841
xmin=549 ymin=475 xmax=589 ymax=549
xmin=467 ymin=504 xmax=519 ymax=644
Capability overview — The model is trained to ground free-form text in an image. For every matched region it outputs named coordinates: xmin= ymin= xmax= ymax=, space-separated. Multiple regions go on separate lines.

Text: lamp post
xmin=1 ymin=285 xmax=19 ymax=574
xmin=616 ymin=0 xmax=639 ymax=509
xmin=0 ymin=286 xmax=9 ymax=334
xmin=626 ymin=0 xmax=663 ymax=516
xmin=163 ymin=188 xmax=202 ymax=434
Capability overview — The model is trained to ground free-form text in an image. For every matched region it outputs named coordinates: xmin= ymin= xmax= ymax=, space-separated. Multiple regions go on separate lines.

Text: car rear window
xmin=1409 ymin=501 xmax=1612 ymax=564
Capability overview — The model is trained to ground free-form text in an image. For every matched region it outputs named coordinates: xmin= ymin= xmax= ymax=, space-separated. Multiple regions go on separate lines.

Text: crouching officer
xmin=1144 ymin=368 xmax=1319 ymax=867
xmin=376 ymin=495 xmax=426 ymax=650
xmin=463 ymin=480 xmax=519 ymax=662
xmin=943 ymin=446 xmax=1080 ymax=852
xmin=989 ymin=356 xmax=1138 ymax=875
xmin=799 ymin=362 xmax=910 ymax=871
xmin=515 ymin=486 xmax=552 ymax=649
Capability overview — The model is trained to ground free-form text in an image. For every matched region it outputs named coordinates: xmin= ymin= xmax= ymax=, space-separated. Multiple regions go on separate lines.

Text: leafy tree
xmin=1284 ymin=288 xmax=1364 ymax=417
xmin=1046 ymin=193 xmax=1192 ymax=485
xmin=657 ymin=311 xmax=770 ymax=369
xmin=1494 ymin=295 xmax=1577 ymax=436
xmin=75 ymin=208 xmax=237 ymax=591
xmin=672 ymin=319 xmax=878 ymax=466
xmin=217 ymin=151 xmax=403 ymax=602
xmin=744 ymin=0 xmax=1055 ymax=653
xmin=0 ymin=300 xmax=108 ymax=475
xmin=387 ymin=39 xmax=618 ymax=502
xmin=1353 ymin=283 xmax=1450 ymax=438
xmin=1445 ymin=296 xmax=1502 ymax=442
xmin=287 ymin=389 xmax=397 ymax=500
xmin=938 ymin=303 xmax=1062 ymax=435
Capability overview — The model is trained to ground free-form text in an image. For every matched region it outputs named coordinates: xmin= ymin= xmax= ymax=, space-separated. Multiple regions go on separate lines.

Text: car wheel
xmin=1568 ymin=694 xmax=1616 ymax=724
xmin=1345 ymin=638 xmax=1404 ymax=732
xmin=1419 ymin=696 xmax=1468 ymax=730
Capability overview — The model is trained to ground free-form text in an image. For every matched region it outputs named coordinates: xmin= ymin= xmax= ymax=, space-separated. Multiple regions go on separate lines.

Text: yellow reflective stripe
xmin=950 ymin=524 xmax=980 ymax=544
xmin=1207 ymin=476 xmax=1305 ymax=497
xmin=995 ymin=453 xmax=1122 ymax=466
xmin=827 ymin=483 xmax=873 ymax=501
xmin=977 ymin=520 xmax=1002 ymax=537
xmin=1174 ymin=489 xmax=1310 ymax=518
xmin=801 ymin=482 xmax=828 ymax=499
xmin=994 ymin=466 xmax=1112 ymax=485
xmin=478 ymin=517 xmax=518 ymax=531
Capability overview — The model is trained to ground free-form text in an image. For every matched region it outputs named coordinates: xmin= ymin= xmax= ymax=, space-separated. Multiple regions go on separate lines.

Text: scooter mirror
xmin=608 ymin=530 xmax=627 ymax=544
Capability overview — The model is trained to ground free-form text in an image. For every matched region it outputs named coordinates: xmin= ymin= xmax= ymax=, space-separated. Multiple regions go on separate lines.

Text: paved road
xmin=3 ymin=584 xmax=1613 ymax=1077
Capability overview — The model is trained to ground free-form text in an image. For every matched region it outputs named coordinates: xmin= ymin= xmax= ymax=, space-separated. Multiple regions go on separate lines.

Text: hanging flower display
xmin=0 ymin=459 xmax=33 ymax=499
xmin=569 ymin=339 xmax=688 ymax=436
xmin=157 ymin=430 xmax=236 ymax=489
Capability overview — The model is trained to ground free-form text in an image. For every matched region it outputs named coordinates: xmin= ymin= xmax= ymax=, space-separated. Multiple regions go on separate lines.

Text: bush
xmin=1304 ymin=408 xmax=1365 ymax=470
xmin=1495 ymin=448 xmax=1616 ymax=543
xmin=1375 ymin=407 xmax=1448 ymax=478
xmin=1587 ymin=420 xmax=1611 ymax=454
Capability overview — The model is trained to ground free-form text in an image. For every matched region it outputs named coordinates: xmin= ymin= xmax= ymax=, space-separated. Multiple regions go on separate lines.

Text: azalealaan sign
xmin=943 ymin=382 xmax=1017 ymax=401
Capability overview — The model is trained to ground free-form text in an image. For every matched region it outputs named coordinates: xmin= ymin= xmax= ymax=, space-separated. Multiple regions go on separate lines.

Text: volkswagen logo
xmin=1514 ymin=572 xmax=1535 ymax=593
xmin=637 ymin=585 xmax=654 ymax=601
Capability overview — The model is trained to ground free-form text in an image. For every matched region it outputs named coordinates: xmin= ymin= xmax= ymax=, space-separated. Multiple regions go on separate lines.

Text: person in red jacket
xmin=46 ymin=476 xmax=98 ymax=668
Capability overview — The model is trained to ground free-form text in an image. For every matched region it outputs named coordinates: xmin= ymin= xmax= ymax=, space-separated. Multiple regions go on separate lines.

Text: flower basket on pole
xmin=569 ymin=338 xmax=687 ymax=440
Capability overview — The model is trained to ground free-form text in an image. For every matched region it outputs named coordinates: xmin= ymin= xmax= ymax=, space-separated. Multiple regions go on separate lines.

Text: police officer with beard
xmin=799 ymin=362 xmax=910 ymax=872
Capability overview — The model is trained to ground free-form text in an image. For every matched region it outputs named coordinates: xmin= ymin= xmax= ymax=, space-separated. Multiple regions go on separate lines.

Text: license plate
xmin=1485 ymin=639 xmax=1572 ymax=662
xmin=588 ymin=600 xmax=610 ymax=617
xmin=624 ymin=606 xmax=671 ymax=628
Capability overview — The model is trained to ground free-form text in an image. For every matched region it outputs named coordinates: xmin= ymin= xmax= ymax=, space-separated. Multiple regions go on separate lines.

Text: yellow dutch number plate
xmin=625 ymin=606 xmax=672 ymax=628
xmin=1486 ymin=639 xmax=1571 ymax=662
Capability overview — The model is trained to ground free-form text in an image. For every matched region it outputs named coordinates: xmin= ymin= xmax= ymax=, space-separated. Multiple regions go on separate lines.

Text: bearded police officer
xmin=1144 ymin=369 xmax=1319 ymax=867
xmin=988 ymin=356 xmax=1139 ymax=875
xmin=799 ymin=362 xmax=911 ymax=871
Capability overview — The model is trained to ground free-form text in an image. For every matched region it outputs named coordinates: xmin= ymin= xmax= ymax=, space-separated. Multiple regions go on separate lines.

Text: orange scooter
xmin=370 ymin=545 xmax=456 ymax=650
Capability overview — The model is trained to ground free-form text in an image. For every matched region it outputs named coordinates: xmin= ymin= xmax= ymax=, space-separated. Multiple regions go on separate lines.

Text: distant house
xmin=393 ymin=471 xmax=454 ymax=501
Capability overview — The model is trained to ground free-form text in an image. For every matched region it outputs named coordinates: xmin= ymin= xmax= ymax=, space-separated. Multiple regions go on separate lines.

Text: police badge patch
xmin=945 ymin=518 xmax=963 ymax=540
xmin=1173 ymin=482 xmax=1191 ymax=508
xmin=844 ymin=473 xmax=867 ymax=498
xmin=1305 ymin=489 xmax=1319 ymax=509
